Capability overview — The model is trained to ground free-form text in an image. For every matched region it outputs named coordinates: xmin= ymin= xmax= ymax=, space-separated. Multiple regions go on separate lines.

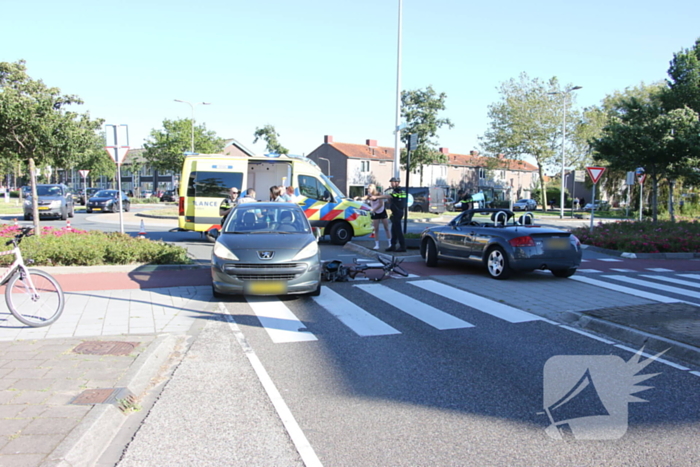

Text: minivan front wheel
xmin=329 ymin=222 xmax=352 ymax=245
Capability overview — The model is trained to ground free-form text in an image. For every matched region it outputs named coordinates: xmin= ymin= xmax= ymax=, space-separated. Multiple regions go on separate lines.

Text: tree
xmin=253 ymin=125 xmax=289 ymax=155
xmin=399 ymin=86 xmax=454 ymax=185
xmin=593 ymin=100 xmax=700 ymax=222
xmin=0 ymin=60 xmax=103 ymax=233
xmin=480 ymin=73 xmax=579 ymax=209
xmin=663 ymin=38 xmax=700 ymax=114
xmin=143 ymin=118 xmax=224 ymax=174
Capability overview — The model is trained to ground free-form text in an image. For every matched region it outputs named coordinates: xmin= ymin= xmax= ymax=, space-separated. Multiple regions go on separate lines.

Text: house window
xmin=361 ymin=161 xmax=370 ymax=173
xmin=478 ymin=168 xmax=486 ymax=180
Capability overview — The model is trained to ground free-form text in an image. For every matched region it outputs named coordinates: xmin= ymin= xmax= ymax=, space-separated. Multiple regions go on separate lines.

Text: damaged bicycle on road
xmin=322 ymin=254 xmax=409 ymax=282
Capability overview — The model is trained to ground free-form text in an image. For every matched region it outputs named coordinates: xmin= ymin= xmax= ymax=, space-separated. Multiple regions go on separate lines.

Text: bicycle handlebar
xmin=6 ymin=227 xmax=34 ymax=246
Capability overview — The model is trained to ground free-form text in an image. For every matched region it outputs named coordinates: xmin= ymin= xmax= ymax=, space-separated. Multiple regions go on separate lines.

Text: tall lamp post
xmin=174 ymin=99 xmax=211 ymax=153
xmin=549 ymin=86 xmax=581 ymax=218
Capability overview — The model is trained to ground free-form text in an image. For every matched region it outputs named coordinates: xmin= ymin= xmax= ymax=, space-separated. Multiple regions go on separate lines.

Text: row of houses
xmin=306 ymin=135 xmax=540 ymax=204
xmin=47 ymin=135 xmax=544 ymax=205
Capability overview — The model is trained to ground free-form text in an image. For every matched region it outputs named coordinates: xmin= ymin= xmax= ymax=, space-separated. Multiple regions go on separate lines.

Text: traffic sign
xmin=79 ymin=170 xmax=90 ymax=179
xmin=105 ymin=146 xmax=129 ymax=165
xmin=638 ymin=174 xmax=647 ymax=185
xmin=586 ymin=166 xmax=606 ymax=184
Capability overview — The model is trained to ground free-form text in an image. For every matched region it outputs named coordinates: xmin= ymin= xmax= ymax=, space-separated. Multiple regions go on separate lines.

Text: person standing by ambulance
xmin=370 ymin=177 xmax=406 ymax=252
xmin=219 ymin=187 xmax=240 ymax=226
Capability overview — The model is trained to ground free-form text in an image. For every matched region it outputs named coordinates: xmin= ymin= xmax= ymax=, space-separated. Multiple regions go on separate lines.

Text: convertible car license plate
xmin=547 ymin=238 xmax=570 ymax=249
xmin=246 ymin=281 xmax=287 ymax=295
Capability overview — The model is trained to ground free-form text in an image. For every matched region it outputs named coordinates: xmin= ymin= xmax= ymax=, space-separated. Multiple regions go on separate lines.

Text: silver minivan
xmin=23 ymin=184 xmax=75 ymax=220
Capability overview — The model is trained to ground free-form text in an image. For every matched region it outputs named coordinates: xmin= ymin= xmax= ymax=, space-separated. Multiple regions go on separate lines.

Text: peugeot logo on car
xmin=258 ymin=251 xmax=274 ymax=260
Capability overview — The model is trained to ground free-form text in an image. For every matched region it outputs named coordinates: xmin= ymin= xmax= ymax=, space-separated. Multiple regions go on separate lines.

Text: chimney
xmin=324 ymin=135 xmax=333 ymax=144
xmin=497 ymin=153 xmax=505 ymax=160
xmin=439 ymin=147 xmax=449 ymax=154
xmin=366 ymin=139 xmax=377 ymax=147
xmin=469 ymin=150 xmax=479 ymax=156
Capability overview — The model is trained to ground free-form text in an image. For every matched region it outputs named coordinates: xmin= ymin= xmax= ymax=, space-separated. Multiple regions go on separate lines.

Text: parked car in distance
xmin=582 ymin=200 xmax=610 ymax=211
xmin=513 ymin=199 xmax=538 ymax=211
xmin=160 ymin=190 xmax=176 ymax=202
xmin=420 ymin=208 xmax=582 ymax=280
xmin=75 ymin=187 xmax=100 ymax=206
xmin=86 ymin=190 xmax=131 ymax=213
xmin=406 ymin=187 xmax=446 ymax=214
xmin=23 ymin=184 xmax=75 ymax=221
xmin=211 ymin=202 xmax=322 ymax=297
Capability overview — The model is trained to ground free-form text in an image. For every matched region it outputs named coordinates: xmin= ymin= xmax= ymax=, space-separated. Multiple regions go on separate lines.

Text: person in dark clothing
xmin=454 ymin=190 xmax=473 ymax=211
xmin=219 ymin=187 xmax=240 ymax=226
xmin=370 ymin=177 xmax=406 ymax=252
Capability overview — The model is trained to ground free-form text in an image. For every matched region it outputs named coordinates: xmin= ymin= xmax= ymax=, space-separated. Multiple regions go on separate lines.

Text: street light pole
xmin=393 ymin=0 xmax=403 ymax=179
xmin=550 ymin=86 xmax=582 ymax=219
xmin=174 ymin=99 xmax=211 ymax=153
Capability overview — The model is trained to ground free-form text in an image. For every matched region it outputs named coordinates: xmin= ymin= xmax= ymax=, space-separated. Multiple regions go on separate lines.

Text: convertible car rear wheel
xmin=486 ymin=246 xmax=513 ymax=280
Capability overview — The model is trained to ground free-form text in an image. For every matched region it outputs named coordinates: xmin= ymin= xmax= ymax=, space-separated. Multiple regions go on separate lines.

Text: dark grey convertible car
xmin=420 ymin=208 xmax=582 ymax=279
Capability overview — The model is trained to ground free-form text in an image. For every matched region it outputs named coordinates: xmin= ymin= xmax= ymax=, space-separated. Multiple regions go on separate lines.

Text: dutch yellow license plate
xmin=93 ymin=208 xmax=102 ymax=211
xmin=38 ymin=207 xmax=49 ymax=211
xmin=548 ymin=238 xmax=570 ymax=249
xmin=246 ymin=281 xmax=287 ymax=295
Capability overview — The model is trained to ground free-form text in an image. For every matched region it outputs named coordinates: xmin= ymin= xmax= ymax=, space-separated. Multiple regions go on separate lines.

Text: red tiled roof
xmin=330 ymin=141 xmax=537 ymax=172
xmin=330 ymin=142 xmax=395 ymax=161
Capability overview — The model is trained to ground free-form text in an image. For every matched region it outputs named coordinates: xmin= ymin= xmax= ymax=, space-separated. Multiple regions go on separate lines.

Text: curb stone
xmin=41 ymin=334 xmax=184 ymax=467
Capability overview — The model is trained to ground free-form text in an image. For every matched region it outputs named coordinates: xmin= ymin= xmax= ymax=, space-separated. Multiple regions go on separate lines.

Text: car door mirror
xmin=312 ymin=227 xmax=323 ymax=241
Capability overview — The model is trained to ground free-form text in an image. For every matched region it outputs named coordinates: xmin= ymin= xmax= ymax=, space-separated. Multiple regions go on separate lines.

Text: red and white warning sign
xmin=105 ymin=146 xmax=129 ymax=165
xmin=586 ymin=166 xmax=606 ymax=184
xmin=638 ymin=174 xmax=647 ymax=185
xmin=79 ymin=170 xmax=90 ymax=179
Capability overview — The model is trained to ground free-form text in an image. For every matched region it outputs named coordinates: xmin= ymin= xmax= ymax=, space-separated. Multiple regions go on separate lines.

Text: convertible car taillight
xmin=509 ymin=236 xmax=536 ymax=247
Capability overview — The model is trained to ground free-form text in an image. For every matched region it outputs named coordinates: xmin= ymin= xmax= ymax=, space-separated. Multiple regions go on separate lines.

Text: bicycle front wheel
xmin=5 ymin=269 xmax=65 ymax=327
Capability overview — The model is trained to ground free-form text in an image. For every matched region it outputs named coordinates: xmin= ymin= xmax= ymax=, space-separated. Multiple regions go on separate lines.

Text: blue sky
xmin=3 ymin=0 xmax=699 ymax=161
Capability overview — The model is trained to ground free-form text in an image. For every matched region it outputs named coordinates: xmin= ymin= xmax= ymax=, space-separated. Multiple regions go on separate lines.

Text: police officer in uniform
xmin=371 ymin=177 xmax=406 ymax=252
xmin=219 ymin=187 xmax=240 ymax=226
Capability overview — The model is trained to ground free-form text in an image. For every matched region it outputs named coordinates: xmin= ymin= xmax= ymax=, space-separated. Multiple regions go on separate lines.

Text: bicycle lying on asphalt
xmin=322 ymin=254 xmax=409 ymax=282
xmin=0 ymin=227 xmax=65 ymax=327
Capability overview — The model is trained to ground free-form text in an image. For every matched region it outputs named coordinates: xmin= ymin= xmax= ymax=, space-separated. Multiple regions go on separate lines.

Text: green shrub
xmin=0 ymin=225 xmax=191 ymax=266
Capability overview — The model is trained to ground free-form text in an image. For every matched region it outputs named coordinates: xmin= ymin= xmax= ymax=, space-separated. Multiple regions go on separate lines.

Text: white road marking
xmin=598 ymin=258 xmax=623 ymax=262
xmin=408 ymin=280 xmax=543 ymax=323
xmin=559 ymin=325 xmax=615 ymax=344
xmin=355 ymin=284 xmax=474 ymax=330
xmin=641 ymin=275 xmax=700 ymax=289
xmin=610 ymin=268 xmax=636 ymax=273
xmin=569 ymin=276 xmax=682 ymax=303
xmin=604 ymin=275 xmax=700 ymax=300
xmin=312 ymin=288 xmax=400 ymax=337
xmin=614 ymin=344 xmax=689 ymax=371
xmin=221 ymin=304 xmax=323 ymax=467
xmin=679 ymin=274 xmax=700 ymax=281
xmin=691 ymin=371 xmax=700 ymax=378
xmin=246 ymin=296 xmax=318 ymax=343
xmin=645 ymin=268 xmax=674 ymax=272
xmin=578 ymin=269 xmax=604 ymax=273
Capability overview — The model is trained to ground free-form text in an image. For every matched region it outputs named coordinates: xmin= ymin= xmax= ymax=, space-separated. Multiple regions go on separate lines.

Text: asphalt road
xmin=8 ymin=205 xmax=700 ymax=466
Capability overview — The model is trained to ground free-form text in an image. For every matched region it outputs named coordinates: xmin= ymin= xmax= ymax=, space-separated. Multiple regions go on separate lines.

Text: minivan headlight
xmin=292 ymin=241 xmax=319 ymax=260
xmin=213 ymin=241 xmax=239 ymax=261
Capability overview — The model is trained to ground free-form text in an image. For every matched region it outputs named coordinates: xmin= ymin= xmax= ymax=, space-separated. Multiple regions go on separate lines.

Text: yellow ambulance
xmin=177 ymin=153 xmax=372 ymax=244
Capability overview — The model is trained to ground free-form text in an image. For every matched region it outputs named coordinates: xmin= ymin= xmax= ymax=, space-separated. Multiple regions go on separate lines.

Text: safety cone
xmin=370 ymin=232 xmax=375 ymax=238
xmin=138 ymin=220 xmax=147 ymax=239
xmin=13 ymin=218 xmax=17 ymax=227
xmin=66 ymin=219 xmax=71 ymax=230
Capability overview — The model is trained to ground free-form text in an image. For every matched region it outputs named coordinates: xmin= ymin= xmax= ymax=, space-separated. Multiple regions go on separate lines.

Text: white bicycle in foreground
xmin=1 ymin=227 xmax=65 ymax=327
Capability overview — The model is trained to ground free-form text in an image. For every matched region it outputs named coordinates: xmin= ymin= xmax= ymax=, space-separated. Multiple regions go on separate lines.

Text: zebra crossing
xmin=240 ymin=273 xmax=700 ymax=348
xmin=570 ymin=272 xmax=700 ymax=305
xmin=242 ymin=279 xmax=547 ymax=344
